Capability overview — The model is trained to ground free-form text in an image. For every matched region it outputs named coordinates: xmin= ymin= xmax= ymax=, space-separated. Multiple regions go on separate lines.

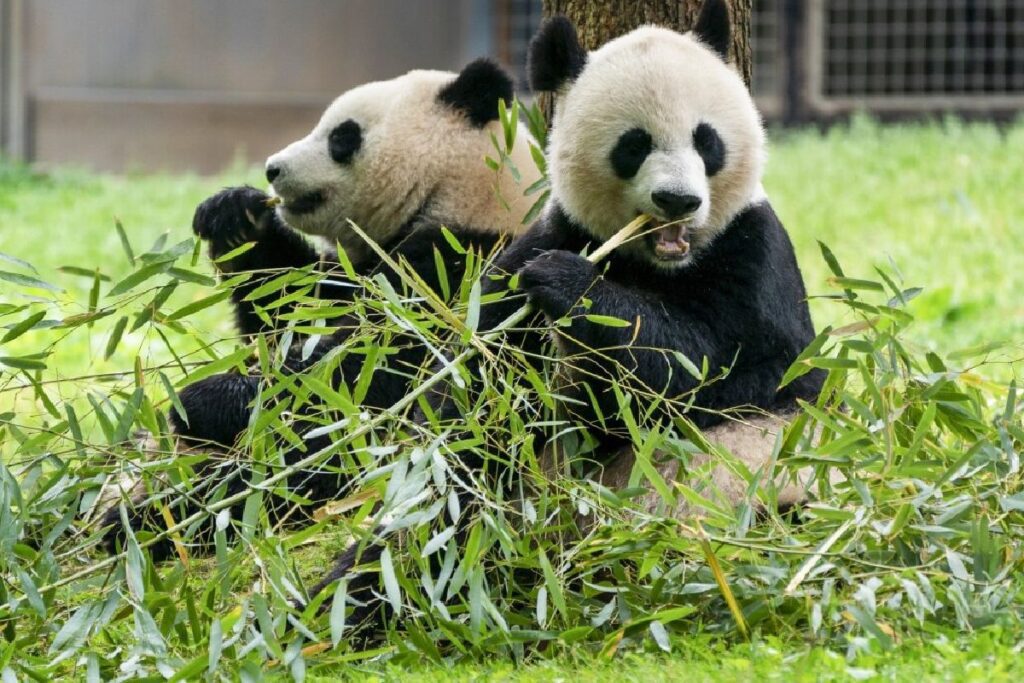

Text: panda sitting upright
xmin=511 ymin=2 xmax=828 ymax=513
xmin=308 ymin=0 xmax=824 ymax=622
xmin=101 ymin=59 xmax=540 ymax=559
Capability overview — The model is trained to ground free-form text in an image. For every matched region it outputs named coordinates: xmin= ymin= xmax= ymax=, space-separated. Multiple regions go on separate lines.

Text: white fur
xmin=548 ymin=26 xmax=766 ymax=268
xmin=266 ymin=70 xmax=540 ymax=264
xmin=593 ymin=416 xmax=818 ymax=518
xmin=536 ymin=414 xmax=835 ymax=524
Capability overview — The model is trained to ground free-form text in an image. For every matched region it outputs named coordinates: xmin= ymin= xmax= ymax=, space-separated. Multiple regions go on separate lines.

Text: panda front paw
xmin=518 ymin=249 xmax=597 ymax=319
xmin=193 ymin=186 xmax=275 ymax=270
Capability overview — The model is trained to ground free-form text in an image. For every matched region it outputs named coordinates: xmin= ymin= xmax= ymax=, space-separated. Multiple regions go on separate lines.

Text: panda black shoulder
xmin=709 ymin=200 xmax=818 ymax=381
xmin=726 ymin=201 xmax=808 ymax=299
xmin=699 ymin=201 xmax=797 ymax=282
xmin=382 ymin=222 xmax=508 ymax=294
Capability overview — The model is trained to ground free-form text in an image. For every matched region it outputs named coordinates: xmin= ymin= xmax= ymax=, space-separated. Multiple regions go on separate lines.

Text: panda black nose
xmin=265 ymin=164 xmax=282 ymax=184
xmin=651 ymin=191 xmax=702 ymax=218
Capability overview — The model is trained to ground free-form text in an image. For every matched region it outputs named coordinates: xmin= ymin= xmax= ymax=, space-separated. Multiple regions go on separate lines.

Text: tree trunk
xmin=540 ymin=0 xmax=752 ymax=87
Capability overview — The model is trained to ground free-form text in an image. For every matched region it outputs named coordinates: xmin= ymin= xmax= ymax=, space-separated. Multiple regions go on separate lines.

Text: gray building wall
xmin=2 ymin=0 xmax=492 ymax=173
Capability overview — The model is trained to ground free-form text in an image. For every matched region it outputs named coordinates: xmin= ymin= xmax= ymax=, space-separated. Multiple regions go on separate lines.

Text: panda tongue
xmin=655 ymin=223 xmax=690 ymax=256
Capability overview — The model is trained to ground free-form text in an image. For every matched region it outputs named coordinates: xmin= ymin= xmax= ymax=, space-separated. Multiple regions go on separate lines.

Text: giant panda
xmin=100 ymin=59 xmax=541 ymax=559
xmin=307 ymin=0 xmax=825 ymax=630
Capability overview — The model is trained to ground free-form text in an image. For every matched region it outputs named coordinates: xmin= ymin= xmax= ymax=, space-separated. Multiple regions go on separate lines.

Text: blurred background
xmin=2 ymin=0 xmax=1024 ymax=173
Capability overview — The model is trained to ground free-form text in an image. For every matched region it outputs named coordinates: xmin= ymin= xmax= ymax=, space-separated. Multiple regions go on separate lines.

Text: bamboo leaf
xmin=1 ymin=309 xmax=46 ymax=344
xmin=114 ymin=217 xmax=136 ymax=266
xmin=104 ymin=316 xmax=129 ymax=359
xmin=107 ymin=260 xmax=173 ymax=297
xmin=380 ymin=546 xmax=402 ymax=617
xmin=538 ymin=549 xmax=567 ymax=621
xmin=0 ymin=269 xmax=61 ymax=292
xmin=165 ymin=289 xmax=232 ymax=322
xmin=330 ymin=580 xmax=348 ymax=648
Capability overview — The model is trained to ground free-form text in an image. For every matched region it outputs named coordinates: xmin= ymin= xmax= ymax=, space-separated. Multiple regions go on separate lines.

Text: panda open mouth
xmin=652 ymin=223 xmax=691 ymax=261
xmin=282 ymin=190 xmax=325 ymax=216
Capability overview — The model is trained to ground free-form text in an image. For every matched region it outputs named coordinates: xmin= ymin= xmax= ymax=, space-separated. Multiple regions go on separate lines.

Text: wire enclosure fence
xmin=497 ymin=0 xmax=1024 ymax=121
xmin=809 ymin=0 xmax=1024 ymax=113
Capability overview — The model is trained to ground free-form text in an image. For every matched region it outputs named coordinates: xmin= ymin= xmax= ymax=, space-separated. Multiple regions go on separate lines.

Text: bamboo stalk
xmin=39 ymin=214 xmax=652 ymax=594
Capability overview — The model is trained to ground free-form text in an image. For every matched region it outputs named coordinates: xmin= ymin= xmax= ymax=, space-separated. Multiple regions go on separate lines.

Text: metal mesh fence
xmin=752 ymin=0 xmax=785 ymax=113
xmin=496 ymin=0 xmax=786 ymax=111
xmin=811 ymin=0 xmax=1024 ymax=109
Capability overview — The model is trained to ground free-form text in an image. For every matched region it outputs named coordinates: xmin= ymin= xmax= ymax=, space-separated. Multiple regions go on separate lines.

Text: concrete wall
xmin=3 ymin=0 xmax=492 ymax=173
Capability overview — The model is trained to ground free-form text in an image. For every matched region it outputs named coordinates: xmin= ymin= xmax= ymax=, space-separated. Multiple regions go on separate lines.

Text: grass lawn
xmin=1 ymin=118 xmax=1022 ymax=680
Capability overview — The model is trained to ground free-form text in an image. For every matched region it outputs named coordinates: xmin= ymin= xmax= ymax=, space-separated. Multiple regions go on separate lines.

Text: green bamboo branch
xmin=37 ymin=214 xmax=653 ymax=595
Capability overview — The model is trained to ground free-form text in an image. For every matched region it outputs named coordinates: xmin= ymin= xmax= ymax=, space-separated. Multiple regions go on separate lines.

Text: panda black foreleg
xmin=110 ymin=330 xmax=406 ymax=559
xmin=305 ymin=525 xmax=391 ymax=630
xmin=99 ymin=372 xmax=261 ymax=557
xmin=113 ymin=319 xmax=390 ymax=562
xmin=170 ymin=371 xmax=261 ymax=448
xmin=160 ymin=311 xmax=363 ymax=475
xmin=306 ymin=485 xmax=486 ymax=641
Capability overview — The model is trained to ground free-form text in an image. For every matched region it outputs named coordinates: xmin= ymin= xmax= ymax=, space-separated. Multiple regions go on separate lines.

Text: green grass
xmin=768 ymin=116 xmax=1024 ymax=356
xmin=1 ymin=118 xmax=1023 ymax=680
xmin=0 ymin=162 xmax=262 ymax=363
xmin=357 ymin=629 xmax=1024 ymax=682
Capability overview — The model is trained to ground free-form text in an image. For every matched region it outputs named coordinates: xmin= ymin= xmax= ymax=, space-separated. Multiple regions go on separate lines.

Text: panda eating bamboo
xmin=100 ymin=59 xmax=541 ymax=559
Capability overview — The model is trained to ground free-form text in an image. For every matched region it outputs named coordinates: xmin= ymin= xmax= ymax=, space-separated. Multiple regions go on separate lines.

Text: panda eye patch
xmin=693 ymin=122 xmax=726 ymax=177
xmin=610 ymin=128 xmax=653 ymax=180
xmin=329 ymin=119 xmax=362 ymax=165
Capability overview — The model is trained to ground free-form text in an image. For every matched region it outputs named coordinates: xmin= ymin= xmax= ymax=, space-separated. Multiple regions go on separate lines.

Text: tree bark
xmin=540 ymin=0 xmax=752 ymax=88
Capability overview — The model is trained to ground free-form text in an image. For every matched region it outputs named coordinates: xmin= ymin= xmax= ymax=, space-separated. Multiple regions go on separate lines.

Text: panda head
xmin=265 ymin=59 xmax=538 ymax=264
xmin=528 ymin=0 xmax=765 ymax=270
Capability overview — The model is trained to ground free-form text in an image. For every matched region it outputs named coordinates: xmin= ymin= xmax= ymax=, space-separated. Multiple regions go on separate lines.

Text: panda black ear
xmin=438 ymin=58 xmax=514 ymax=128
xmin=692 ymin=0 xmax=731 ymax=59
xmin=528 ymin=15 xmax=586 ymax=92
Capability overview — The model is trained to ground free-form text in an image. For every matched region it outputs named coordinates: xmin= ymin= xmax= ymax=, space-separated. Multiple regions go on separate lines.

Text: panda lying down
xmin=307 ymin=0 xmax=826 ymax=628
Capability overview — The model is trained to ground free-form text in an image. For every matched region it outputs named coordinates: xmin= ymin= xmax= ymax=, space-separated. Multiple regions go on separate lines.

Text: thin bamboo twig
xmin=37 ymin=213 xmax=653 ymax=595
xmin=783 ymin=517 xmax=854 ymax=596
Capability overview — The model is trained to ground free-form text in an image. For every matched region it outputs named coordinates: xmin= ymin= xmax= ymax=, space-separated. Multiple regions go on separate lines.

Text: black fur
xmin=169 ymin=373 xmax=260 ymax=447
xmin=693 ymin=0 xmax=731 ymax=59
xmin=191 ymin=186 xmax=327 ymax=339
xmin=527 ymin=16 xmax=587 ymax=92
xmin=609 ymin=128 xmax=653 ymax=180
xmin=437 ymin=58 xmax=514 ymax=128
xmin=693 ymin=122 xmax=726 ymax=177
xmin=329 ymin=119 xmax=362 ymax=164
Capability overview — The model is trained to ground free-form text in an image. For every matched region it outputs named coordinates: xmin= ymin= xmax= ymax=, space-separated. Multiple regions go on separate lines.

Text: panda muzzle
xmin=653 ymin=223 xmax=690 ymax=259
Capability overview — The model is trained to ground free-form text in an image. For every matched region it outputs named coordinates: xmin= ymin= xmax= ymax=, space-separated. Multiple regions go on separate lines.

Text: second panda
xmin=101 ymin=59 xmax=541 ymax=558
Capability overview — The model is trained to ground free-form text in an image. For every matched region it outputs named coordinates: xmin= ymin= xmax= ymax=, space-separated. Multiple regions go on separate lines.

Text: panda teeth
xmin=654 ymin=224 xmax=690 ymax=259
